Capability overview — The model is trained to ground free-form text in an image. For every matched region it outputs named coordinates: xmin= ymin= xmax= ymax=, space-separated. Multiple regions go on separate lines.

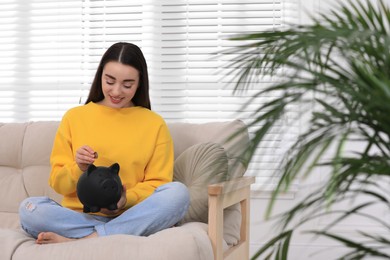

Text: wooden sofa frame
xmin=208 ymin=176 xmax=255 ymax=260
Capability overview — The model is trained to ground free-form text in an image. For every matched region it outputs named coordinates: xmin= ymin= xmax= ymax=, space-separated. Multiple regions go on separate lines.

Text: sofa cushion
xmin=173 ymin=142 xmax=242 ymax=246
xmin=0 ymin=228 xmax=33 ymax=260
xmin=21 ymin=121 xmax=58 ymax=168
xmin=0 ymin=169 xmax=28 ymax=217
xmin=8 ymin=223 xmax=214 ymax=260
xmin=168 ymin=120 xmax=250 ymax=181
xmin=174 ymin=142 xmax=228 ymax=224
xmin=0 ymin=123 xmax=26 ymax=168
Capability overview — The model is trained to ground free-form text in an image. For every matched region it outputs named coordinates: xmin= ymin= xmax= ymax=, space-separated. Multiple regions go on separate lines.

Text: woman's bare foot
xmin=36 ymin=232 xmax=73 ymax=244
xmin=36 ymin=232 xmax=98 ymax=244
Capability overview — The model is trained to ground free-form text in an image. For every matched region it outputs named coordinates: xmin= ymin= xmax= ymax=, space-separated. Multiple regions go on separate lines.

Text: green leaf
xmin=251 ymin=230 xmax=293 ymax=260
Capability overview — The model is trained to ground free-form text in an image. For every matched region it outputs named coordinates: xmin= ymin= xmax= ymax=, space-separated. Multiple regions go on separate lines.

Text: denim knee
xmin=174 ymin=182 xmax=190 ymax=204
xmin=19 ymin=197 xmax=51 ymax=238
xmin=19 ymin=197 xmax=47 ymax=219
xmin=161 ymin=182 xmax=190 ymax=212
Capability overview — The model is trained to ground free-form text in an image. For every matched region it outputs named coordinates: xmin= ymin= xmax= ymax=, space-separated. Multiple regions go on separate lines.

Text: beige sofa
xmin=0 ymin=120 xmax=254 ymax=260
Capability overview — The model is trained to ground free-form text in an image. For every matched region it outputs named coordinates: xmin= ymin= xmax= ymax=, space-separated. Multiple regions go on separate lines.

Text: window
xmin=0 ymin=0 xmax=299 ymax=185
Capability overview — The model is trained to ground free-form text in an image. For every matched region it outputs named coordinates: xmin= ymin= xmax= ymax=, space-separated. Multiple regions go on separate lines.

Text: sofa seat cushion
xmin=0 ymin=228 xmax=33 ymax=260
xmin=4 ymin=223 xmax=214 ymax=260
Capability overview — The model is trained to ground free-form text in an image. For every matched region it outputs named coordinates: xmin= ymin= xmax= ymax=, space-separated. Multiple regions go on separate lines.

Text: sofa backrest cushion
xmin=0 ymin=122 xmax=61 ymax=228
xmin=168 ymin=120 xmax=249 ymax=179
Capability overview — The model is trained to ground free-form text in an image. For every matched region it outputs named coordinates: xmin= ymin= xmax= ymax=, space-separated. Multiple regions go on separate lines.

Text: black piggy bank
xmin=77 ymin=163 xmax=122 ymax=213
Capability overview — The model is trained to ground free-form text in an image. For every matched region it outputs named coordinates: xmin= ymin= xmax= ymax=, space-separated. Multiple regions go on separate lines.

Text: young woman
xmin=19 ymin=42 xmax=190 ymax=244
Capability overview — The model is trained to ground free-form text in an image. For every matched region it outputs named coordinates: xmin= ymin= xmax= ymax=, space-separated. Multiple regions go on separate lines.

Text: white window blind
xmin=0 ymin=0 xmax=298 ymax=185
xmin=0 ymin=0 xmax=84 ymax=121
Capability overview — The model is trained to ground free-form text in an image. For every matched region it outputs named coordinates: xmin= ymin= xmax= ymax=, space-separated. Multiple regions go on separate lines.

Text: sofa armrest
xmin=208 ymin=176 xmax=255 ymax=260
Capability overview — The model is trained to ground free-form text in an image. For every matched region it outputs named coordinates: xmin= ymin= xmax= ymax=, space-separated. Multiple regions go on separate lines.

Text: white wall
xmin=248 ymin=0 xmax=390 ymax=258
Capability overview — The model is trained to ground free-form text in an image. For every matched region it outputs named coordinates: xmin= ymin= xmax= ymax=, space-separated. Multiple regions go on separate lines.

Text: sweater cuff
xmin=125 ymin=190 xmax=139 ymax=208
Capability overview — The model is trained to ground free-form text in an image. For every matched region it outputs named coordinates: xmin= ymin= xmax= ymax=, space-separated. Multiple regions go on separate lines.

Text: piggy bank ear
xmin=87 ymin=164 xmax=97 ymax=176
xmin=110 ymin=163 xmax=120 ymax=175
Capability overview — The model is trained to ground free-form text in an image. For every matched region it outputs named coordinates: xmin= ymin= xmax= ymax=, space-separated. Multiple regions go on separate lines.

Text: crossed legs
xmin=19 ymin=182 xmax=190 ymax=244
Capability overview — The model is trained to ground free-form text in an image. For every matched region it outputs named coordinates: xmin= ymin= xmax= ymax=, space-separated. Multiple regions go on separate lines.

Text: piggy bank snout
xmin=101 ymin=179 xmax=120 ymax=192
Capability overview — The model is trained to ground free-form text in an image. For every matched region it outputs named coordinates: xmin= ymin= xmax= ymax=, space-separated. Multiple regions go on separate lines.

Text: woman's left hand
xmin=100 ymin=185 xmax=127 ymax=216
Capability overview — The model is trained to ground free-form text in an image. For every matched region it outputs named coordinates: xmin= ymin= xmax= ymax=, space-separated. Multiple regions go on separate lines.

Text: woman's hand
xmin=75 ymin=145 xmax=96 ymax=172
xmin=100 ymin=185 xmax=127 ymax=216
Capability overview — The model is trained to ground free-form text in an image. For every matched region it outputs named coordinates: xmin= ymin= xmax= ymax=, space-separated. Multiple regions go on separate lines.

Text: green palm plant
xmin=226 ymin=0 xmax=390 ymax=259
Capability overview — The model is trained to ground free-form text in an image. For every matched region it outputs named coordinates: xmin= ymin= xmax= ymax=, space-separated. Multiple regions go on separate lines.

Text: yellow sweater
xmin=49 ymin=102 xmax=174 ymax=216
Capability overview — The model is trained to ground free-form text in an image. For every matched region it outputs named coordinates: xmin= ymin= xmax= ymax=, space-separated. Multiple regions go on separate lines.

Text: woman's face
xmin=99 ymin=61 xmax=140 ymax=108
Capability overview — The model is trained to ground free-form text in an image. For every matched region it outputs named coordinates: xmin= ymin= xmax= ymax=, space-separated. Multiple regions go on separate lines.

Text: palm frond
xmin=309 ymin=230 xmax=390 ymax=259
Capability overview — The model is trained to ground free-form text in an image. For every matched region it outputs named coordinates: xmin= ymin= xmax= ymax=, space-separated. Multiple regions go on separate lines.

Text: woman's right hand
xmin=75 ymin=145 xmax=96 ymax=172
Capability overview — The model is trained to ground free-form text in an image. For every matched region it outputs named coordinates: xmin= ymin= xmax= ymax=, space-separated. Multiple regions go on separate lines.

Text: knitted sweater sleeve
xmin=49 ymin=113 xmax=83 ymax=196
xmin=124 ymin=121 xmax=174 ymax=207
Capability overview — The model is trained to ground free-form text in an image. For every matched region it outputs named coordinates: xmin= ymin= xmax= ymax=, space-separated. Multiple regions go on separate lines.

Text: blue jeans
xmin=19 ymin=182 xmax=190 ymax=239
